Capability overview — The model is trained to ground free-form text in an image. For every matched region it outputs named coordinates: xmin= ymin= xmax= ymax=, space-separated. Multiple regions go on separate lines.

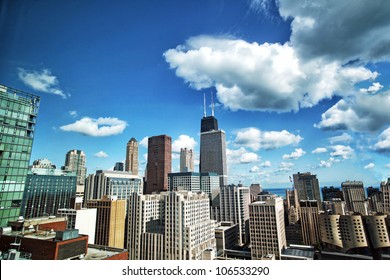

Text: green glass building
xmin=0 ymin=84 xmax=40 ymax=226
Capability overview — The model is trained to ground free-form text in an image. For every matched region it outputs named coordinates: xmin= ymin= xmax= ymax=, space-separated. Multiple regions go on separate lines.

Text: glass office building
xmin=0 ymin=84 xmax=40 ymax=226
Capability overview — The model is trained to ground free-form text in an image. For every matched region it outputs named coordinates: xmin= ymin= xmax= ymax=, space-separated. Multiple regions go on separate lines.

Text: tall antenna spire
xmin=211 ymin=91 xmax=215 ymax=117
xmin=203 ymin=92 xmax=206 ymax=117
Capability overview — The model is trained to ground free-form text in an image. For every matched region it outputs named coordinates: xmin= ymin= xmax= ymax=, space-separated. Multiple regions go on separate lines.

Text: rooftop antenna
xmin=203 ymin=93 xmax=207 ymax=117
xmin=211 ymin=91 xmax=215 ymax=117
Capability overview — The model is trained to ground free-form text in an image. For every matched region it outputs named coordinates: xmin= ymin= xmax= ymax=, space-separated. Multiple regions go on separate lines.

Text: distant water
xmin=262 ymin=188 xmax=290 ymax=199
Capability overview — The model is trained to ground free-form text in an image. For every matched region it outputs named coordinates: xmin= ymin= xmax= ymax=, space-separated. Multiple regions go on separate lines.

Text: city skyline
xmin=1 ymin=0 xmax=390 ymax=189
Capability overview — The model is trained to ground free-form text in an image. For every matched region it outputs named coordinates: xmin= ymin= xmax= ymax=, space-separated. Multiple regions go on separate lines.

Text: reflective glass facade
xmin=0 ymin=84 xmax=40 ymax=226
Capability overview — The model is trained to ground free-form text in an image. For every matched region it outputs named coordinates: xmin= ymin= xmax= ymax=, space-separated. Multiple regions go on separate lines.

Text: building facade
xmin=342 ymin=181 xmax=368 ymax=215
xmin=21 ymin=162 xmax=77 ymax=218
xmin=145 ymin=135 xmax=172 ymax=194
xmin=125 ymin=138 xmax=138 ymax=175
xmin=180 ymin=148 xmax=194 ymax=172
xmin=293 ymin=172 xmax=321 ymax=204
xmin=299 ymin=200 xmax=321 ymax=246
xmin=249 ymin=197 xmax=287 ymax=259
xmin=0 ymin=84 xmax=40 ymax=226
xmin=381 ymin=178 xmax=390 ymax=214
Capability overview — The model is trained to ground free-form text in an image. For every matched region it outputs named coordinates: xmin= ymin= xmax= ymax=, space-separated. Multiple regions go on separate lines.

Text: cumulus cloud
xmin=360 ymin=82 xmax=384 ymax=93
xmin=227 ymin=147 xmax=259 ymax=164
xmin=312 ymin=147 xmax=328 ymax=154
xmin=278 ymin=162 xmax=294 ymax=172
xmin=364 ymin=163 xmax=375 ymax=169
xmin=249 ymin=165 xmax=260 ymax=173
xmin=94 ymin=151 xmax=108 ymax=158
xmin=373 ymin=127 xmax=390 ymax=153
xmin=172 ymin=135 xmax=197 ymax=153
xmin=330 ymin=145 xmax=355 ymax=159
xmin=139 ymin=136 xmax=149 ymax=148
xmin=69 ymin=111 xmax=78 ymax=118
xmin=240 ymin=152 xmax=259 ymax=164
xmin=318 ymin=157 xmax=340 ymax=168
xmin=315 ymin=91 xmax=390 ymax=132
xmin=234 ymin=127 xmax=302 ymax=150
xmin=60 ymin=117 xmax=127 ymax=137
xmin=283 ymin=148 xmax=306 ymax=160
xmin=18 ymin=68 xmax=68 ymax=98
xmin=328 ymin=133 xmax=353 ymax=144
xmin=261 ymin=160 xmax=272 ymax=167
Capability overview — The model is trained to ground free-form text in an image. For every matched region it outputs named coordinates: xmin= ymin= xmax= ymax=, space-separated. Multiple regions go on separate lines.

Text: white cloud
xmin=374 ymin=127 xmax=390 ymax=153
xmin=282 ymin=148 xmax=306 ymax=160
xmin=318 ymin=157 xmax=340 ymax=168
xmin=315 ymin=91 xmax=390 ymax=132
xmin=330 ymin=145 xmax=355 ymax=159
xmin=312 ymin=147 xmax=328 ymax=154
xmin=234 ymin=127 xmax=302 ymax=150
xmin=94 ymin=151 xmax=108 ymax=158
xmin=261 ymin=160 xmax=272 ymax=167
xmin=364 ymin=163 xmax=375 ymax=169
xmin=240 ymin=152 xmax=259 ymax=164
xmin=328 ymin=133 xmax=353 ymax=144
xmin=69 ymin=111 xmax=78 ymax=118
xmin=172 ymin=135 xmax=197 ymax=153
xmin=360 ymin=82 xmax=384 ymax=93
xmin=139 ymin=137 xmax=149 ymax=148
xmin=60 ymin=117 xmax=127 ymax=137
xmin=385 ymin=163 xmax=390 ymax=168
xmin=278 ymin=162 xmax=294 ymax=172
xmin=18 ymin=68 xmax=68 ymax=98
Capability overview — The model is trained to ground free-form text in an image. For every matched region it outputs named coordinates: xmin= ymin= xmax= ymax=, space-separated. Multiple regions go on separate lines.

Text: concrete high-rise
xmin=381 ymin=178 xmax=390 ymax=214
xmin=249 ymin=197 xmax=287 ymax=259
xmin=219 ymin=185 xmax=250 ymax=245
xmin=293 ymin=172 xmax=321 ymax=204
xmin=86 ymin=195 xmax=126 ymax=249
xmin=299 ymin=200 xmax=321 ymax=246
xmin=127 ymin=191 xmax=216 ymax=260
xmin=199 ymin=106 xmax=227 ymax=187
xmin=342 ymin=181 xmax=368 ymax=215
xmin=0 ymin=85 xmax=40 ymax=226
xmin=125 ymin=138 xmax=138 ymax=175
xmin=180 ymin=148 xmax=194 ymax=172
xmin=62 ymin=150 xmax=87 ymax=198
xmin=145 ymin=135 xmax=172 ymax=194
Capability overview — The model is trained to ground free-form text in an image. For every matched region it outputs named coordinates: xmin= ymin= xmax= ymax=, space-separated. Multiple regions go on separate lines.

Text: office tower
xmin=249 ymin=183 xmax=262 ymax=202
xmin=0 ymin=85 xmax=40 ymax=227
xmin=145 ymin=135 xmax=171 ymax=194
xmin=86 ymin=195 xmax=126 ymax=248
xmin=114 ymin=162 xmax=124 ymax=171
xmin=249 ymin=197 xmax=287 ymax=259
xmin=367 ymin=187 xmax=383 ymax=214
xmin=62 ymin=150 xmax=87 ymax=199
xmin=84 ymin=170 xmax=142 ymax=203
xmin=322 ymin=186 xmax=344 ymax=201
xmin=299 ymin=200 xmax=321 ymax=246
xmin=330 ymin=198 xmax=346 ymax=215
xmin=219 ymin=185 xmax=250 ymax=245
xmin=180 ymin=148 xmax=194 ymax=172
xmin=21 ymin=159 xmax=77 ymax=218
xmin=200 ymin=172 xmax=220 ymax=202
xmin=381 ymin=178 xmax=390 ymax=214
xmin=215 ymin=222 xmax=239 ymax=255
xmin=286 ymin=189 xmax=300 ymax=224
xmin=342 ymin=181 xmax=368 ymax=215
xmin=125 ymin=138 xmax=138 ymax=175
xmin=168 ymin=172 xmax=200 ymax=192
xmin=199 ymin=97 xmax=227 ymax=187
xmin=127 ymin=191 xmax=216 ymax=260
xmin=293 ymin=172 xmax=321 ymax=204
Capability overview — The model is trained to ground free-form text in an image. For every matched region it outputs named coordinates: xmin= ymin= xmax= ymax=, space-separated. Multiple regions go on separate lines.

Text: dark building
xmin=114 ymin=162 xmax=124 ymax=171
xmin=201 ymin=116 xmax=218 ymax=133
xmin=145 ymin=135 xmax=172 ymax=194
xmin=322 ymin=186 xmax=344 ymax=201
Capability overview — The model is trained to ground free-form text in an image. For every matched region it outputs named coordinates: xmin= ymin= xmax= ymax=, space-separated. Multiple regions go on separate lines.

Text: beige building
xmin=180 ymin=148 xmax=194 ymax=172
xmin=127 ymin=191 xmax=216 ymax=260
xmin=125 ymin=138 xmax=138 ymax=175
xmin=342 ymin=181 xmax=368 ymax=215
xmin=249 ymin=197 xmax=286 ymax=259
xmin=381 ymin=178 xmax=390 ymax=214
xmin=86 ymin=195 xmax=126 ymax=249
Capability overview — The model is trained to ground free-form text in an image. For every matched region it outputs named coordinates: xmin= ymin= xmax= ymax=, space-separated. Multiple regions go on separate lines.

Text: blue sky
xmin=1 ymin=0 xmax=389 ymax=188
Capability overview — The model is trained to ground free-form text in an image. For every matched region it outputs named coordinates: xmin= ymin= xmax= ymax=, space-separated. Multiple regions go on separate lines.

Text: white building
xmin=249 ymin=197 xmax=286 ymax=260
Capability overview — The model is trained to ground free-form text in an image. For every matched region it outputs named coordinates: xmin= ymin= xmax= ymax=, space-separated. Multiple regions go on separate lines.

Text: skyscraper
xmin=341 ymin=180 xmax=368 ymax=215
xmin=293 ymin=172 xmax=321 ymax=204
xmin=125 ymin=138 xmax=138 ymax=175
xmin=62 ymin=150 xmax=87 ymax=198
xmin=0 ymin=84 xmax=40 ymax=226
xmin=299 ymin=200 xmax=321 ymax=246
xmin=145 ymin=135 xmax=172 ymax=194
xmin=180 ymin=148 xmax=194 ymax=172
xmin=380 ymin=178 xmax=390 ymax=214
xmin=249 ymin=197 xmax=287 ymax=259
xmin=219 ymin=185 xmax=250 ymax=245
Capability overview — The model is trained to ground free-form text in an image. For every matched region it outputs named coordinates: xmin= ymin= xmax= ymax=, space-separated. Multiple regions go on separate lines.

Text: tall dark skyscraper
xmin=199 ymin=96 xmax=227 ymax=186
xmin=145 ymin=135 xmax=172 ymax=194
xmin=0 ymin=84 xmax=40 ymax=226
